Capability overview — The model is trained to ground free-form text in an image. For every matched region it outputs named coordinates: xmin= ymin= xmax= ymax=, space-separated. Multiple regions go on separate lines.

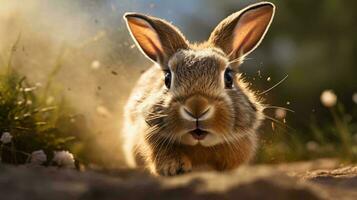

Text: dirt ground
xmin=0 ymin=159 xmax=356 ymax=200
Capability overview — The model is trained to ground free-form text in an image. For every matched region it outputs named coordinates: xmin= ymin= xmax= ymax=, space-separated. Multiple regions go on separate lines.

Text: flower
xmin=353 ymin=93 xmax=357 ymax=104
xmin=30 ymin=150 xmax=47 ymax=165
xmin=53 ymin=151 xmax=75 ymax=168
xmin=320 ymin=90 xmax=337 ymax=107
xmin=306 ymin=141 xmax=319 ymax=152
xmin=275 ymin=108 xmax=287 ymax=119
xmin=1 ymin=132 xmax=12 ymax=144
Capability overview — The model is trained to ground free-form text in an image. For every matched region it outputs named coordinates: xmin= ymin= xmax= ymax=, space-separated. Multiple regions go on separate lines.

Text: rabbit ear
xmin=124 ymin=13 xmax=189 ymax=68
xmin=208 ymin=2 xmax=275 ymax=62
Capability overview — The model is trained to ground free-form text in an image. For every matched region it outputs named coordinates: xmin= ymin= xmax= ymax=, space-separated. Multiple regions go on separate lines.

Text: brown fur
xmin=122 ymin=2 xmax=275 ymax=176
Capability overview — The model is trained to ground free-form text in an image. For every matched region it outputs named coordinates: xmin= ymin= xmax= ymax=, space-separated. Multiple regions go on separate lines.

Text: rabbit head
xmin=124 ymin=2 xmax=275 ymax=147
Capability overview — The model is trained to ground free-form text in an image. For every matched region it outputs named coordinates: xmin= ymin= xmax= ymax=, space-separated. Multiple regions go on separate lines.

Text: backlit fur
xmin=122 ymin=2 xmax=274 ymax=176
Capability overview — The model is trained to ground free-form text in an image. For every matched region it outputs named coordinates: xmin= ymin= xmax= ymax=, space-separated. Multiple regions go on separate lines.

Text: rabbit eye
xmin=164 ymin=70 xmax=172 ymax=89
xmin=224 ymin=68 xmax=233 ymax=89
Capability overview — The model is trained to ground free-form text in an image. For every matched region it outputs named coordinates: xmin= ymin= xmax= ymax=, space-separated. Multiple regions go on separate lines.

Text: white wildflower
xmin=320 ymin=90 xmax=337 ymax=107
xmin=306 ymin=141 xmax=319 ymax=152
xmin=26 ymin=100 xmax=33 ymax=105
xmin=352 ymin=93 xmax=357 ymax=104
xmin=91 ymin=60 xmax=101 ymax=69
xmin=53 ymin=151 xmax=75 ymax=168
xmin=1 ymin=132 xmax=12 ymax=144
xmin=31 ymin=150 xmax=47 ymax=165
xmin=275 ymin=108 xmax=287 ymax=119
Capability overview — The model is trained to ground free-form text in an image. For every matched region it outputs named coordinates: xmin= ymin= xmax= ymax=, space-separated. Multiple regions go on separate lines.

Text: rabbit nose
xmin=180 ymin=96 xmax=214 ymax=121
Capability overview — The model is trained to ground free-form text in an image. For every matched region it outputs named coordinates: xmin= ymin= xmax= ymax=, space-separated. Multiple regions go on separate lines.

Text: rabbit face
xmin=144 ymin=48 xmax=262 ymax=147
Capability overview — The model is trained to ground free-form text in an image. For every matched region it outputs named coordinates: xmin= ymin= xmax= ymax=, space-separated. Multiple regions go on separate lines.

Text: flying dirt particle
xmin=130 ymin=44 xmax=136 ymax=49
xmin=96 ymin=106 xmax=111 ymax=118
xmin=111 ymin=71 xmax=118 ymax=76
xmin=267 ymin=77 xmax=271 ymax=81
xmin=97 ymin=86 xmax=101 ymax=90
xmin=286 ymin=101 xmax=290 ymax=105
xmin=283 ymin=118 xmax=286 ymax=123
xmin=257 ymin=70 xmax=262 ymax=78
xmin=91 ymin=60 xmax=101 ymax=70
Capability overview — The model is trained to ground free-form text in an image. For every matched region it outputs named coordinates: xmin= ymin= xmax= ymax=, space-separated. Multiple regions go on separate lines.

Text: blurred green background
xmin=0 ymin=0 xmax=356 ymax=167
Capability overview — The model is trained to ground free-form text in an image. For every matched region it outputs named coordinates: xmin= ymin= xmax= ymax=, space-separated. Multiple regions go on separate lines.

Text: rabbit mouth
xmin=180 ymin=128 xmax=223 ymax=146
xmin=189 ymin=129 xmax=209 ymax=140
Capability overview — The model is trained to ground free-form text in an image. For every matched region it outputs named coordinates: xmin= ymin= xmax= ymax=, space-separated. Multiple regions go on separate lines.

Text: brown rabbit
xmin=122 ymin=2 xmax=275 ymax=176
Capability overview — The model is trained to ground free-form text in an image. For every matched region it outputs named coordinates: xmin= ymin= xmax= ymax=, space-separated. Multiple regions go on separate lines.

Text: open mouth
xmin=190 ymin=129 xmax=208 ymax=140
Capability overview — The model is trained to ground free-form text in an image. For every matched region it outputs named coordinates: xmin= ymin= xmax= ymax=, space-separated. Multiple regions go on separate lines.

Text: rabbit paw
xmin=156 ymin=156 xmax=192 ymax=176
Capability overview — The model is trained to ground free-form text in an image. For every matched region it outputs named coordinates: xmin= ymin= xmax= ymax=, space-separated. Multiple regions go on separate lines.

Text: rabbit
xmin=122 ymin=2 xmax=275 ymax=176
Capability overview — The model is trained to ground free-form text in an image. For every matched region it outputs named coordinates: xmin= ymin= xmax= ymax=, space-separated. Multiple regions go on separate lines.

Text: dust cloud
xmin=0 ymin=0 xmax=150 ymax=167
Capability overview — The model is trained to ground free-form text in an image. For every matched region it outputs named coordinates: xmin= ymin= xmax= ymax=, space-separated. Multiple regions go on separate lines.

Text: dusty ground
xmin=0 ymin=159 xmax=356 ymax=200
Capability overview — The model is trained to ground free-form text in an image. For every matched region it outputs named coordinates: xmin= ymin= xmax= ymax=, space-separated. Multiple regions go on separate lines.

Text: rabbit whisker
xmin=259 ymin=74 xmax=288 ymax=95
xmin=263 ymin=105 xmax=295 ymax=113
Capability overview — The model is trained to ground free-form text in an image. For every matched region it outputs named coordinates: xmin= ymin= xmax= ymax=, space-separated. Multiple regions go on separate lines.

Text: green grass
xmin=256 ymin=103 xmax=357 ymax=163
xmin=0 ymin=45 xmax=86 ymax=166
